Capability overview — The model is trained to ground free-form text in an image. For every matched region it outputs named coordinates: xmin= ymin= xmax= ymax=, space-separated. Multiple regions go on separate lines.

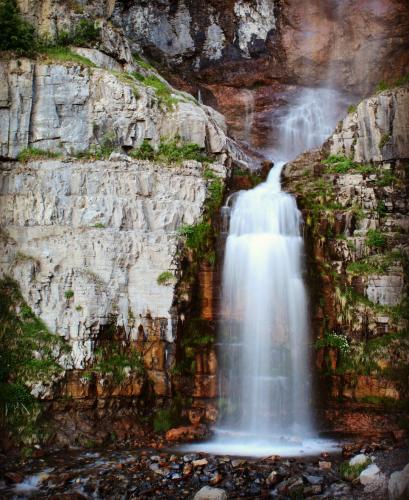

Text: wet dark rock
xmin=304 ymin=474 xmax=323 ymax=485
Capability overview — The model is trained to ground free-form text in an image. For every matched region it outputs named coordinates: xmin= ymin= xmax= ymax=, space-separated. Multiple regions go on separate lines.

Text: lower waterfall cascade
xmin=182 ymin=87 xmax=350 ymax=456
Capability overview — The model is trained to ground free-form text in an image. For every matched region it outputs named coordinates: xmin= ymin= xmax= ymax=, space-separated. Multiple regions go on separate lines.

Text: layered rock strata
xmin=283 ymin=84 xmax=409 ymax=436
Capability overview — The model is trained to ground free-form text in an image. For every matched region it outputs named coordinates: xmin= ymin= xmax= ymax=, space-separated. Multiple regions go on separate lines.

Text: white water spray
xmin=182 ymin=87 xmax=348 ymax=457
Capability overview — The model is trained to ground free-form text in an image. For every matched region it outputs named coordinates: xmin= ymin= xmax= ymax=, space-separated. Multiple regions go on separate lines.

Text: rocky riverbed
xmin=1 ymin=436 xmax=408 ymax=499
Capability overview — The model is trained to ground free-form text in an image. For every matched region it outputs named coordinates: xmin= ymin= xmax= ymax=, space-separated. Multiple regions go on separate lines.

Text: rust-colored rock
xmin=165 ymin=424 xmax=207 ymax=442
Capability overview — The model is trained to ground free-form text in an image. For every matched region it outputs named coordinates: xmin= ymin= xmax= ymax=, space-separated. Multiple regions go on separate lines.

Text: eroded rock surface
xmin=283 ymin=84 xmax=409 ymax=436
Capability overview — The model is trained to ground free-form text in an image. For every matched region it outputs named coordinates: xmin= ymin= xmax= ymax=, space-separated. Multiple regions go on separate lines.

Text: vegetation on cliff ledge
xmin=0 ymin=277 xmax=70 ymax=444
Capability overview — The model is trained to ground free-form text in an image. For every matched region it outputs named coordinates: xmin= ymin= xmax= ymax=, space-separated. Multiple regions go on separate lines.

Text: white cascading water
xmin=182 ymin=87 xmax=348 ymax=456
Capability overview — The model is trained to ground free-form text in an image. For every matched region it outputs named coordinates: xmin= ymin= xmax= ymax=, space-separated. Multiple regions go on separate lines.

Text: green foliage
xmin=74 ymin=132 xmax=117 ymax=160
xmin=366 ymin=229 xmax=387 ymax=249
xmin=0 ymin=277 xmax=69 ymax=442
xmin=179 ymin=222 xmax=212 ymax=254
xmin=93 ymin=344 xmax=144 ymax=384
xmin=376 ymin=200 xmax=387 ymax=217
xmin=53 ymin=19 xmax=100 ymax=47
xmin=315 ymin=331 xmax=349 ymax=355
xmin=130 ymin=137 xmax=213 ymax=164
xmin=111 ymin=71 xmax=140 ymax=98
xmin=130 ymin=139 xmax=155 ymax=160
xmin=376 ymin=80 xmax=388 ymax=92
xmin=153 ymin=408 xmax=178 ymax=433
xmin=376 ymin=74 xmax=409 ymax=92
xmin=93 ymin=223 xmax=105 ymax=229
xmin=0 ymin=0 xmax=36 ymax=55
xmin=323 ymin=154 xmax=356 ymax=173
xmin=132 ymin=53 xmax=154 ymax=70
xmin=17 ymin=147 xmax=61 ymax=163
xmin=346 ymin=251 xmax=402 ymax=276
xmin=207 ymin=179 xmax=224 ymax=214
xmin=64 ymin=289 xmax=74 ymax=299
xmin=376 ymin=170 xmax=396 ymax=187
xmin=39 ymin=46 xmax=96 ymax=67
xmin=347 ymin=104 xmax=357 ymax=114
xmin=339 ymin=460 xmax=371 ymax=481
xmin=157 ymin=138 xmax=211 ymax=163
xmin=379 ymin=133 xmax=390 ymax=150
xmin=132 ymin=71 xmax=178 ymax=109
xmin=157 ymin=271 xmax=174 ymax=285
xmin=323 ymin=154 xmax=376 ymax=176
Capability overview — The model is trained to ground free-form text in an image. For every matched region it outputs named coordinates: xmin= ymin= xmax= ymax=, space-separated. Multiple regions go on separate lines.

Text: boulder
xmin=388 ymin=463 xmax=409 ymax=500
xmin=349 ymin=454 xmax=369 ymax=466
xmin=359 ymin=463 xmax=381 ymax=485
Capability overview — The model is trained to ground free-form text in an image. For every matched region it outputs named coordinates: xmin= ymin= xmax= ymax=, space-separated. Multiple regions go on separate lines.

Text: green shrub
xmin=131 ymin=72 xmax=178 ymax=109
xmin=64 ymin=289 xmax=74 ymax=299
xmin=376 ymin=170 xmax=396 ymax=187
xmin=376 ymin=80 xmax=388 ymax=93
xmin=17 ymin=147 xmax=61 ymax=163
xmin=133 ymin=53 xmax=154 ymax=70
xmin=315 ymin=331 xmax=349 ymax=355
xmin=347 ymin=104 xmax=357 ymax=114
xmin=0 ymin=277 xmax=69 ymax=443
xmin=157 ymin=271 xmax=174 ymax=285
xmin=377 ymin=200 xmax=387 ymax=218
xmin=366 ymin=229 xmax=387 ymax=249
xmin=339 ymin=460 xmax=371 ymax=481
xmin=74 ymin=132 xmax=116 ymax=160
xmin=0 ymin=0 xmax=36 ymax=55
xmin=54 ymin=19 xmax=100 ymax=47
xmin=323 ymin=154 xmax=357 ymax=173
xmin=93 ymin=344 xmax=144 ymax=384
xmin=379 ymin=133 xmax=390 ymax=150
xmin=40 ymin=46 xmax=95 ymax=67
xmin=153 ymin=408 xmax=178 ymax=433
xmin=130 ymin=137 xmax=212 ymax=164
xmin=179 ymin=222 xmax=212 ymax=253
xmin=93 ymin=223 xmax=105 ymax=229
xmin=130 ymin=139 xmax=155 ymax=160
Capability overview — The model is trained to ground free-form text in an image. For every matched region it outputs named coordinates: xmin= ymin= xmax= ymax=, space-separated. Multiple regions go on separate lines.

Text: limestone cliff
xmin=283 ymin=84 xmax=409 ymax=436
xmin=0 ymin=2 xmax=249 ymax=445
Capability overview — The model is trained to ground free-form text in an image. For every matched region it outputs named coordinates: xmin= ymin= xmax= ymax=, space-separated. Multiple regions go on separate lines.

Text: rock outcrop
xmin=283 ymin=84 xmax=409 ymax=436
xmin=0 ymin=54 xmax=230 ymax=160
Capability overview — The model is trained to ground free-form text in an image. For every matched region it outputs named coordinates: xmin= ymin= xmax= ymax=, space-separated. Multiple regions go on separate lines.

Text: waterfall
xmin=218 ymin=161 xmax=311 ymax=439
xmin=182 ymin=87 xmax=348 ymax=456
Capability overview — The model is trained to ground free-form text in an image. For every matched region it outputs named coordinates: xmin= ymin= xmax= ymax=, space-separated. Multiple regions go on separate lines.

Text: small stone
xmin=304 ymin=484 xmax=322 ymax=495
xmin=319 ymin=460 xmax=332 ymax=470
xmin=109 ymin=152 xmax=130 ymax=162
xmin=303 ymin=474 xmax=323 ymax=485
xmin=193 ymin=458 xmax=208 ymax=468
xmin=266 ymin=470 xmax=279 ymax=486
xmin=349 ymin=453 xmax=369 ymax=466
xmin=183 ymin=463 xmax=193 ymax=476
xmin=359 ymin=464 xmax=381 ymax=485
xmin=209 ymin=472 xmax=222 ymax=485
xmin=231 ymin=459 xmax=245 ymax=468
xmin=193 ymin=485 xmax=227 ymax=500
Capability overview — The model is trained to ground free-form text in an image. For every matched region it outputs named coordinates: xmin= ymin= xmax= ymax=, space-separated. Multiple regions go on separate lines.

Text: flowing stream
xmin=183 ymin=87 xmax=348 ymax=457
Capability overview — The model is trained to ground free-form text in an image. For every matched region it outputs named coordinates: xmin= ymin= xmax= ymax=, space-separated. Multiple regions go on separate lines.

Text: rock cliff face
xmin=0 ymin=9 xmax=244 ymax=442
xmin=0 ymin=56 xmax=230 ymax=160
xmin=111 ymin=0 xmax=409 ymax=153
xmin=283 ymin=84 xmax=409 ymax=436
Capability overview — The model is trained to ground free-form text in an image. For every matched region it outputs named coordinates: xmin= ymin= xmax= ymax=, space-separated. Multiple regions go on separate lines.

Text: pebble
xmin=319 ymin=460 xmax=332 ymax=470
xmin=192 ymin=458 xmax=208 ymax=468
